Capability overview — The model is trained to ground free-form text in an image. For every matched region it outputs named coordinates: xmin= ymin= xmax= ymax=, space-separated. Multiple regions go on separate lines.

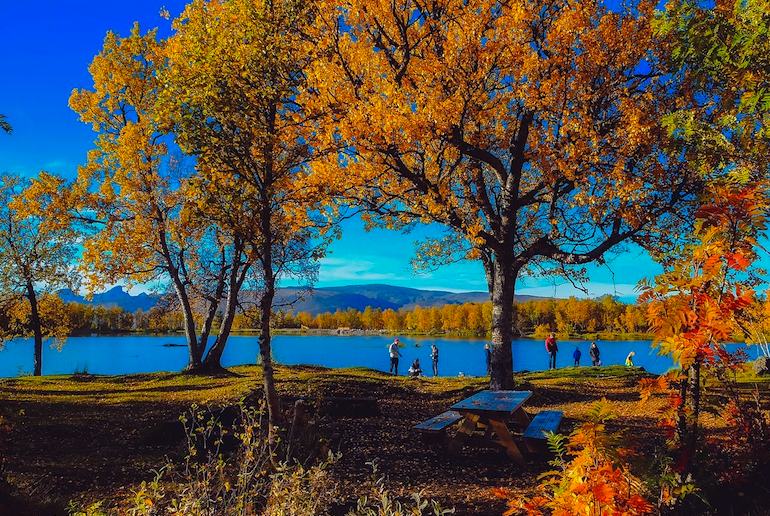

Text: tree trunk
xmin=676 ymin=367 xmax=689 ymax=443
xmin=26 ymin=281 xmax=43 ymax=376
xmin=487 ymin=257 xmax=516 ymax=390
xmin=257 ymin=103 xmax=282 ymax=438
xmin=198 ymin=251 xmax=228 ymax=369
xmin=258 ymin=269 xmax=282 ymax=439
xmin=203 ymin=259 xmax=248 ymax=370
xmin=171 ymin=277 xmax=202 ymax=371
xmin=687 ymin=359 xmax=702 ymax=467
xmin=156 ymin=220 xmax=201 ymax=371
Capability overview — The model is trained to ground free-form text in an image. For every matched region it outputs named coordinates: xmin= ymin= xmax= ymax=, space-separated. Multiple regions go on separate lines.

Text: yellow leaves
xmin=510 ymin=400 xmax=654 ymax=516
xmin=305 ymin=0 xmax=674 ymax=268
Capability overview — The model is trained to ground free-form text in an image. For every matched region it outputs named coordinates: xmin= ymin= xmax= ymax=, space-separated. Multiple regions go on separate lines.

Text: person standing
xmin=573 ymin=346 xmax=581 ymax=367
xmin=545 ymin=333 xmax=558 ymax=369
xmin=389 ymin=338 xmax=402 ymax=375
xmin=589 ymin=342 xmax=600 ymax=366
xmin=484 ymin=343 xmax=492 ymax=376
xmin=430 ymin=344 xmax=439 ymax=376
xmin=625 ymin=351 xmax=636 ymax=368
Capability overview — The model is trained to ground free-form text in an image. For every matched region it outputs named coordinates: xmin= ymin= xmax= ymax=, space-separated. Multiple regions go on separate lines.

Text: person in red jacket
xmin=545 ymin=333 xmax=558 ymax=370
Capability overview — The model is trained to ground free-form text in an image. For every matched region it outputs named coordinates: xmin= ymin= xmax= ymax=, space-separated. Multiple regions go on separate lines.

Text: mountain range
xmin=57 ymin=284 xmax=546 ymax=315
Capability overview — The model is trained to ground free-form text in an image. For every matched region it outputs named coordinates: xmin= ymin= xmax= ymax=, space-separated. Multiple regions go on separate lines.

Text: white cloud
xmin=516 ymin=282 xmax=639 ymax=299
xmin=318 ymin=257 xmax=408 ymax=282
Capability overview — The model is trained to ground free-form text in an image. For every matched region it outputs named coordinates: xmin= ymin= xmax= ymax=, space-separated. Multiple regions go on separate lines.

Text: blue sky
xmin=0 ymin=0 xmax=665 ymax=300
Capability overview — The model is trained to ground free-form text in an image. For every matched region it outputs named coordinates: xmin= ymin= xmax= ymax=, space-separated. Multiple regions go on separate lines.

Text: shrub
xmin=125 ymin=402 xmax=339 ymax=515
xmin=496 ymin=400 xmax=654 ymax=516
xmin=348 ymin=461 xmax=454 ymax=516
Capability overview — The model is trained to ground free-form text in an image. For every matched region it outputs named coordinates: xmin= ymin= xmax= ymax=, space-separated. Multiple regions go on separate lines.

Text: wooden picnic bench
xmin=413 ymin=410 xmax=463 ymax=434
xmin=523 ymin=410 xmax=563 ymax=452
xmin=413 ymin=390 xmax=564 ymax=464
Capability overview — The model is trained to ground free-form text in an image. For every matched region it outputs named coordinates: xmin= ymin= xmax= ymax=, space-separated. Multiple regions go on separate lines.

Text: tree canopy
xmin=306 ymin=0 xmax=699 ymax=387
xmin=0 ymin=173 xmax=76 ymax=375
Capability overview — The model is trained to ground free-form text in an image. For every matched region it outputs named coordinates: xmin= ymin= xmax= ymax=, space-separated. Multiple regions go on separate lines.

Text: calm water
xmin=0 ymin=334 xmax=754 ymax=378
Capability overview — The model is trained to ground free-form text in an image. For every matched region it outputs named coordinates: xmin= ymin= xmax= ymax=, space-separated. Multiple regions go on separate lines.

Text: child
xmin=573 ymin=346 xmax=582 ymax=367
xmin=408 ymin=358 xmax=423 ymax=377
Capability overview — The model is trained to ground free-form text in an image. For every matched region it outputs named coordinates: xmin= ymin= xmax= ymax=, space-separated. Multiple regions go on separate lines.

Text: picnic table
xmin=413 ymin=390 xmax=563 ymax=464
xmin=448 ymin=390 xmax=532 ymax=463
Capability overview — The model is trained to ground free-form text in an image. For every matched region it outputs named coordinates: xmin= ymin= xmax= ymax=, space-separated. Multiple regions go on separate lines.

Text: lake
xmin=0 ymin=334 xmax=755 ymax=378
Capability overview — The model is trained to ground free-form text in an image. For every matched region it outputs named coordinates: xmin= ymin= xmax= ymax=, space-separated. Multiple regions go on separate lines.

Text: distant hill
xmin=57 ymin=283 xmax=546 ymax=315
xmin=275 ymin=284 xmax=546 ymax=314
xmin=57 ymin=286 xmax=159 ymax=312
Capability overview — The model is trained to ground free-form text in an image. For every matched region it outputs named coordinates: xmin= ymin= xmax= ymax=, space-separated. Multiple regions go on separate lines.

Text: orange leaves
xmin=726 ymin=250 xmax=751 ymax=271
xmin=509 ymin=401 xmax=654 ymax=516
xmin=639 ymin=375 xmax=669 ymax=404
xmin=640 ymin=183 xmax=766 ymax=370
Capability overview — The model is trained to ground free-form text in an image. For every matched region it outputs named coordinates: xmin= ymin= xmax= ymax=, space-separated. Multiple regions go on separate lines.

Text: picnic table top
xmin=450 ymin=390 xmax=533 ymax=414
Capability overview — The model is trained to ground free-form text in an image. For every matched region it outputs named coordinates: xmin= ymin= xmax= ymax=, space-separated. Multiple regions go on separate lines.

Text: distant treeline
xmin=1 ymin=295 xmax=650 ymax=339
xmin=260 ymin=296 xmax=649 ymax=338
xmin=0 ymin=295 xmax=186 ymax=336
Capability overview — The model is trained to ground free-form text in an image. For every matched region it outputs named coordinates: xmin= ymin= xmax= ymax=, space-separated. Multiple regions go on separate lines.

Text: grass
xmin=0 ymin=363 xmax=767 ymax=514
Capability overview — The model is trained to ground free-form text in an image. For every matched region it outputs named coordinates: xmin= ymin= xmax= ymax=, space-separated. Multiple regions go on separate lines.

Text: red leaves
xmin=726 ymin=250 xmax=751 ymax=270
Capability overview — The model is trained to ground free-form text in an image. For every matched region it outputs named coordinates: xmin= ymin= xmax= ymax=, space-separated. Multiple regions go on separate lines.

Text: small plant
xmin=497 ymin=400 xmax=654 ymax=516
xmin=67 ymin=500 xmax=108 ymax=516
xmin=120 ymin=401 xmax=339 ymax=515
xmin=348 ymin=461 xmax=454 ymax=516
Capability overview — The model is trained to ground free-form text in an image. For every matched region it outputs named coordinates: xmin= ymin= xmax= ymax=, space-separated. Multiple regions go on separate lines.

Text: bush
xmin=497 ymin=400 xmax=654 ymax=515
xmin=124 ymin=402 xmax=339 ymax=516
xmin=348 ymin=461 xmax=454 ymax=516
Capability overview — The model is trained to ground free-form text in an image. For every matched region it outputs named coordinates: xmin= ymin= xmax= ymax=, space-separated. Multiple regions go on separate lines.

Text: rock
xmin=754 ymin=356 xmax=770 ymax=376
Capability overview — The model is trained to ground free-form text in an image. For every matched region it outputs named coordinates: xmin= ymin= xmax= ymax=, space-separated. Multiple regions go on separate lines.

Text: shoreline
xmin=58 ymin=328 xmax=656 ymax=341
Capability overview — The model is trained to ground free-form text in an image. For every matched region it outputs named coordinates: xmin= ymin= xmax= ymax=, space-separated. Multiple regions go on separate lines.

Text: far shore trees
xmin=68 ymin=24 xmax=247 ymax=372
xmin=0 ymin=173 xmax=75 ymax=375
xmin=162 ymin=0 xmax=335 ymax=434
xmin=307 ymin=0 xmax=699 ymax=388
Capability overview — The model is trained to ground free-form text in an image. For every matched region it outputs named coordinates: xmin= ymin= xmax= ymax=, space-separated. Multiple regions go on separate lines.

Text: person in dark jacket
xmin=485 ymin=343 xmax=492 ymax=375
xmin=408 ymin=358 xmax=423 ymax=377
xmin=545 ymin=333 xmax=558 ymax=369
xmin=573 ymin=346 xmax=582 ymax=367
xmin=589 ymin=342 xmax=600 ymax=366
xmin=430 ymin=344 xmax=439 ymax=376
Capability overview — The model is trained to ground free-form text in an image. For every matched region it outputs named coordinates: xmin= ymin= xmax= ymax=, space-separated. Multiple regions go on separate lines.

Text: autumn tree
xmin=0 ymin=173 xmax=75 ymax=375
xmin=69 ymin=24 xmax=248 ymax=372
xmin=634 ymin=1 xmax=770 ymax=496
xmin=162 ymin=0 xmax=335 ymax=433
xmin=307 ymin=0 xmax=697 ymax=388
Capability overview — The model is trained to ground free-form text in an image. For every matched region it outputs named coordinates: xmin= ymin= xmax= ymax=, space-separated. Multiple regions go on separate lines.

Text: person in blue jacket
xmin=573 ymin=346 xmax=582 ymax=367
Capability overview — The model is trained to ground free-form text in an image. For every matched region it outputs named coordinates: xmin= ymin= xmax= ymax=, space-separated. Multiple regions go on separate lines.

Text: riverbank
xmin=268 ymin=328 xmax=657 ymax=341
xmin=2 ymin=364 xmax=767 ymax=514
xmin=60 ymin=327 xmax=657 ymax=341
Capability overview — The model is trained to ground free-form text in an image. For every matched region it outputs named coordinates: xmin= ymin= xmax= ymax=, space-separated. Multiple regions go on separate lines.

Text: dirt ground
xmin=0 ymin=365 xmax=678 ymax=515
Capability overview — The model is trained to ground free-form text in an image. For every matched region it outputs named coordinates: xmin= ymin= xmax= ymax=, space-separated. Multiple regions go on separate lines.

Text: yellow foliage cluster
xmin=499 ymin=401 xmax=653 ymax=516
